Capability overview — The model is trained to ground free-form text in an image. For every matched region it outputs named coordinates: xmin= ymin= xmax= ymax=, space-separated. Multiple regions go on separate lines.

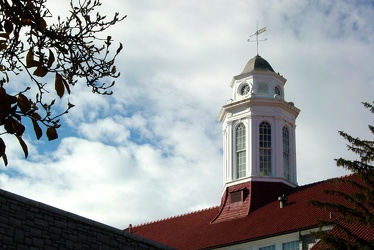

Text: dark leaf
xmin=33 ymin=66 xmax=48 ymax=77
xmin=4 ymin=117 xmax=16 ymax=134
xmin=13 ymin=120 xmax=25 ymax=136
xmin=46 ymin=127 xmax=58 ymax=141
xmin=2 ymin=153 xmax=8 ymax=166
xmin=17 ymin=136 xmax=28 ymax=158
xmin=17 ymin=93 xmax=31 ymax=114
xmin=4 ymin=70 xmax=9 ymax=83
xmin=47 ymin=49 xmax=55 ymax=68
xmin=12 ymin=112 xmax=21 ymax=121
xmin=32 ymin=112 xmax=41 ymax=120
xmin=0 ymin=42 xmax=7 ymax=51
xmin=4 ymin=94 xmax=17 ymax=105
xmin=4 ymin=20 xmax=13 ymax=34
xmin=0 ymin=33 xmax=9 ymax=39
xmin=31 ymin=119 xmax=42 ymax=140
xmin=55 ymin=73 xmax=65 ymax=98
xmin=62 ymin=77 xmax=71 ymax=94
xmin=26 ymin=49 xmax=38 ymax=68
xmin=38 ymin=18 xmax=47 ymax=32
xmin=0 ymin=137 xmax=5 ymax=157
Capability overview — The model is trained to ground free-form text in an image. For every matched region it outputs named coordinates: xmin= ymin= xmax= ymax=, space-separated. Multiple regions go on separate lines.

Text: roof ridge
xmin=299 ymin=173 xmax=354 ymax=187
xmin=286 ymin=174 xmax=355 ymax=196
xmin=133 ymin=205 xmax=219 ymax=227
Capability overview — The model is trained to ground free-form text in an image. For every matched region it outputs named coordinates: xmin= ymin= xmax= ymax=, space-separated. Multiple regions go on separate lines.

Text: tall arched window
xmin=259 ymin=122 xmax=271 ymax=176
xmin=283 ymin=126 xmax=290 ymax=180
xmin=236 ymin=123 xmax=246 ymax=179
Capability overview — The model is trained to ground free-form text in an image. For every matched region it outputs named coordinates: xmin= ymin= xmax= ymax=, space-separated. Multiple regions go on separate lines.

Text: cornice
xmin=218 ymin=98 xmax=300 ymax=122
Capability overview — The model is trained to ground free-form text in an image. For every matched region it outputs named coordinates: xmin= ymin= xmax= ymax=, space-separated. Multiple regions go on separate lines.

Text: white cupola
xmin=218 ymin=55 xmax=300 ymax=193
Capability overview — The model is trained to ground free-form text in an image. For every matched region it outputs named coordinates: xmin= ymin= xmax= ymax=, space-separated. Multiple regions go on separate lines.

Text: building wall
xmin=215 ymin=227 xmax=333 ymax=250
xmin=215 ymin=229 xmax=314 ymax=250
xmin=0 ymin=189 xmax=173 ymax=250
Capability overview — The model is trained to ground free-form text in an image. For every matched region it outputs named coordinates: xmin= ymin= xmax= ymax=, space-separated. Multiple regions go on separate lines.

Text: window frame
xmin=282 ymin=240 xmax=300 ymax=250
xmin=235 ymin=122 xmax=246 ymax=179
xmin=283 ymin=126 xmax=290 ymax=181
xmin=259 ymin=121 xmax=272 ymax=176
xmin=259 ymin=245 xmax=276 ymax=250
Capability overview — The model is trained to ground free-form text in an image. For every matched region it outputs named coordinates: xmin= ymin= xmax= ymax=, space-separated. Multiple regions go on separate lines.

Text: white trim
xmin=223 ymin=176 xmax=297 ymax=191
xmin=214 ymin=226 xmax=334 ymax=250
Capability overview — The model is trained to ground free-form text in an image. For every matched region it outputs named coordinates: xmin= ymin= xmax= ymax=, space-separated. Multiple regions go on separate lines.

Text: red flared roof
xmin=127 ymin=175 xmax=374 ymax=249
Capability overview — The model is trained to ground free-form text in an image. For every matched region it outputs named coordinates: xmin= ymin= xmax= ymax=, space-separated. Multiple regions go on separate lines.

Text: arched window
xmin=236 ymin=123 xmax=246 ymax=179
xmin=283 ymin=126 xmax=290 ymax=180
xmin=259 ymin=122 xmax=271 ymax=176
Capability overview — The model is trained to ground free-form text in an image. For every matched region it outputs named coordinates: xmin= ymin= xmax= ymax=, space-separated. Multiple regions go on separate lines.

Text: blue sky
xmin=0 ymin=0 xmax=373 ymax=229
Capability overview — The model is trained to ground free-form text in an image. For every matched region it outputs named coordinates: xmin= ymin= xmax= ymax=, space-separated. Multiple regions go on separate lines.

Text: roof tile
xmin=128 ymin=175 xmax=373 ymax=249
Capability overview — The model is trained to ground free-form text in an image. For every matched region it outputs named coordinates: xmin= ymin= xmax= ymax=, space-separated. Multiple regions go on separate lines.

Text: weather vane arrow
xmin=247 ymin=24 xmax=267 ymax=55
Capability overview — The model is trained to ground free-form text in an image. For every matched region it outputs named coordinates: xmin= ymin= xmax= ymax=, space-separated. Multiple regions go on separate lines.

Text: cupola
xmin=214 ymin=54 xmax=300 ymax=223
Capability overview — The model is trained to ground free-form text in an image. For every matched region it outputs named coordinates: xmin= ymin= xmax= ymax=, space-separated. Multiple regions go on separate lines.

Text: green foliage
xmin=310 ymin=102 xmax=374 ymax=249
xmin=0 ymin=0 xmax=125 ymax=165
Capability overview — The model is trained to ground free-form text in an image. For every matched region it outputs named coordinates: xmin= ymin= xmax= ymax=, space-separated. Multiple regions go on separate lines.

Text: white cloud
xmin=0 ymin=0 xmax=373 ymax=229
xmin=79 ymin=117 xmax=131 ymax=144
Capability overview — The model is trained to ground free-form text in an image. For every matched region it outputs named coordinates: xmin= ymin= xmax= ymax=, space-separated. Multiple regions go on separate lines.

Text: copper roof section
xmin=241 ymin=55 xmax=275 ymax=74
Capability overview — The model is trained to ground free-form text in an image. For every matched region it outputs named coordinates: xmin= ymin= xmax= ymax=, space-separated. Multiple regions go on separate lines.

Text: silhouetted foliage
xmin=310 ymin=102 xmax=374 ymax=249
xmin=0 ymin=0 xmax=125 ymax=165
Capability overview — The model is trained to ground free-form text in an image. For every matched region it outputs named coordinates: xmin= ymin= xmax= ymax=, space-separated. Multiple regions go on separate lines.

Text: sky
xmin=0 ymin=0 xmax=373 ymax=229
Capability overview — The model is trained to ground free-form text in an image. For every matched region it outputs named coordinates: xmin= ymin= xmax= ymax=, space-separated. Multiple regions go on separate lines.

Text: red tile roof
xmin=127 ymin=176 xmax=373 ymax=249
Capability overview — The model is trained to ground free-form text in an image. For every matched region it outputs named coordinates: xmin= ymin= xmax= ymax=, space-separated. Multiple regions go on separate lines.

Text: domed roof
xmin=241 ymin=55 xmax=275 ymax=74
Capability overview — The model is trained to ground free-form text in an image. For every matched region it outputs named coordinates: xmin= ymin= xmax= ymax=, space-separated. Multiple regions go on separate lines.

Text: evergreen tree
xmin=310 ymin=102 xmax=374 ymax=249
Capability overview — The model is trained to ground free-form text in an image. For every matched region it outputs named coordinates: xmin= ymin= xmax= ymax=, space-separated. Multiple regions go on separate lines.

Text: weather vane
xmin=247 ymin=23 xmax=267 ymax=55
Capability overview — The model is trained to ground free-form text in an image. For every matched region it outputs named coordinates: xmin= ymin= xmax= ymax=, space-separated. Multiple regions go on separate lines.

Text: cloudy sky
xmin=0 ymin=0 xmax=373 ymax=229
